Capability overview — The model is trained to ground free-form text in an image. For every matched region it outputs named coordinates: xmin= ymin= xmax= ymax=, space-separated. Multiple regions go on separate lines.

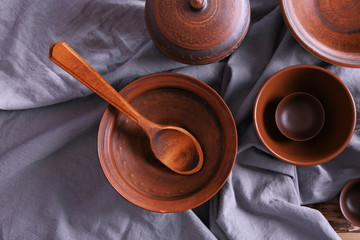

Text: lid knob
xmin=190 ymin=0 xmax=206 ymax=10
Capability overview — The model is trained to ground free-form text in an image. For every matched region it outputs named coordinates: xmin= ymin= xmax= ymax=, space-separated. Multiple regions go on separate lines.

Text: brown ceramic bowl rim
xmin=279 ymin=0 xmax=360 ymax=68
xmin=253 ymin=64 xmax=356 ymax=166
xmin=98 ymin=72 xmax=238 ymax=212
xmin=340 ymin=178 xmax=360 ymax=227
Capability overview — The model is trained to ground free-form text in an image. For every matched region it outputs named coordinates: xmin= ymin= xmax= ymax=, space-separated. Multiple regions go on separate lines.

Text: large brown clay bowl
xmin=254 ymin=65 xmax=356 ymax=166
xmin=340 ymin=178 xmax=360 ymax=227
xmin=98 ymin=73 xmax=237 ymax=212
xmin=279 ymin=0 xmax=360 ymax=68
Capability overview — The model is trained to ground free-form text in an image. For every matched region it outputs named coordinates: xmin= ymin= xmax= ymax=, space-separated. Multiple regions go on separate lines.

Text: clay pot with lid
xmin=145 ymin=0 xmax=251 ymax=65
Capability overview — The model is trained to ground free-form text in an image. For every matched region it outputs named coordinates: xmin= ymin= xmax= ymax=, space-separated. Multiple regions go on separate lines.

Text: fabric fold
xmin=1 ymin=0 xmax=359 ymax=239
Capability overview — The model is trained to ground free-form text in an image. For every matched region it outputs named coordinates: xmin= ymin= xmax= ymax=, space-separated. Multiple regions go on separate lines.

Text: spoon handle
xmin=49 ymin=42 xmax=141 ymax=124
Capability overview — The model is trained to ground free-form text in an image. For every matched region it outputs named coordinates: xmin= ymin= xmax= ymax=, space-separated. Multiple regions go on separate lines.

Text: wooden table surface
xmin=308 ymin=195 xmax=360 ymax=240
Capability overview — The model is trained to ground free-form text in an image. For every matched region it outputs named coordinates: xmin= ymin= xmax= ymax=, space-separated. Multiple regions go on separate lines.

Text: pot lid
xmin=145 ymin=0 xmax=250 ymax=65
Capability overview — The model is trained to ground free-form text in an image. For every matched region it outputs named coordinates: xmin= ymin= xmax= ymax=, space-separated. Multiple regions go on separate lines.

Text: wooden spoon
xmin=49 ymin=42 xmax=203 ymax=175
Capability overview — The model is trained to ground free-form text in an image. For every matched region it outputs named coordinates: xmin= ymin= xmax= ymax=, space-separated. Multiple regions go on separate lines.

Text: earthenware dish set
xmin=49 ymin=0 xmax=360 ymax=221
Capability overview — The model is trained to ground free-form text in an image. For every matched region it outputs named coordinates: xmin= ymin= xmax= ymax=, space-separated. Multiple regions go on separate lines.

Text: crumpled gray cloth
xmin=1 ymin=0 xmax=360 ymax=239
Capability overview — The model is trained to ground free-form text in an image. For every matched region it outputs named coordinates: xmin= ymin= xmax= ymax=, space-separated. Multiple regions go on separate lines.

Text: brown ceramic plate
xmin=279 ymin=0 xmax=360 ymax=67
xmin=98 ymin=73 xmax=237 ymax=212
xmin=254 ymin=65 xmax=356 ymax=166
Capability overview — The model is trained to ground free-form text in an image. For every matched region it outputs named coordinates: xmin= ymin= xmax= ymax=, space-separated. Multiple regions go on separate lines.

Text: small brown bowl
xmin=340 ymin=178 xmax=360 ymax=227
xmin=275 ymin=92 xmax=325 ymax=141
xmin=279 ymin=0 xmax=360 ymax=67
xmin=98 ymin=73 xmax=237 ymax=212
xmin=254 ymin=65 xmax=356 ymax=166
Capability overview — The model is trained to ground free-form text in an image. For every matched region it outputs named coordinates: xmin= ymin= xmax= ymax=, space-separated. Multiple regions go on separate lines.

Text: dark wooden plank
xmin=308 ymin=195 xmax=360 ymax=233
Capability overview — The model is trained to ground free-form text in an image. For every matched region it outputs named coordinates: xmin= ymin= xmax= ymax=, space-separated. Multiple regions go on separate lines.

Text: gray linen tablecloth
xmin=1 ymin=0 xmax=360 ymax=239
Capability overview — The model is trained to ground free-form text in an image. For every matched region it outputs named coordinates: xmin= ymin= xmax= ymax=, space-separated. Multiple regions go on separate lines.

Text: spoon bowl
xmin=49 ymin=42 xmax=203 ymax=175
xmin=150 ymin=126 xmax=203 ymax=174
xmin=275 ymin=92 xmax=325 ymax=141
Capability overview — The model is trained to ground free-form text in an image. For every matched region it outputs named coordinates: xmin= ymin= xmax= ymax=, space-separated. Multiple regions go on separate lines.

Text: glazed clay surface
xmin=280 ymin=0 xmax=360 ymax=67
xmin=275 ymin=92 xmax=325 ymax=141
xmin=341 ymin=178 xmax=360 ymax=227
xmin=254 ymin=65 xmax=356 ymax=166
